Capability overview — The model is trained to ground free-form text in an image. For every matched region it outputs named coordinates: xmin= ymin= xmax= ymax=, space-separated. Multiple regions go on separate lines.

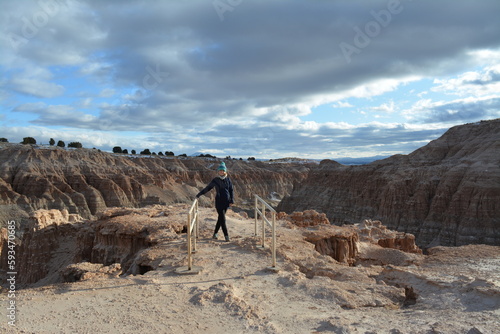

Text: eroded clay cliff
xmin=9 ymin=206 xmax=189 ymax=286
xmin=0 ymin=145 xmax=311 ymax=224
xmin=278 ymin=119 xmax=500 ymax=247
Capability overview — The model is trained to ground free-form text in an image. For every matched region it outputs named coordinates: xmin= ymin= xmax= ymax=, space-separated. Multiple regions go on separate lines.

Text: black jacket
xmin=196 ymin=176 xmax=234 ymax=210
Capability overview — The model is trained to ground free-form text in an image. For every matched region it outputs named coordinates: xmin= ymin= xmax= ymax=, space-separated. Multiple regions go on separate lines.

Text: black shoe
xmin=225 ymin=235 xmax=230 ymax=242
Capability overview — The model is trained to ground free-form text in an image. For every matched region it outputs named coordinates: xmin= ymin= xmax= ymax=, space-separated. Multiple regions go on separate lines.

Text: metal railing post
xmin=196 ymin=199 xmax=199 ymax=239
xmin=254 ymin=195 xmax=258 ymax=236
xmin=193 ymin=200 xmax=198 ymax=253
xmin=261 ymin=202 xmax=266 ymax=248
xmin=176 ymin=198 xmax=202 ymax=275
xmin=187 ymin=211 xmax=192 ymax=270
xmin=253 ymin=194 xmax=279 ymax=271
xmin=271 ymin=211 xmax=276 ymax=267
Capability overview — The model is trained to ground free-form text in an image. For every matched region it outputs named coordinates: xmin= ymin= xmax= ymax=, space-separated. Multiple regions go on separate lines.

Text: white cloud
xmin=8 ymin=65 xmax=64 ymax=98
xmin=370 ymin=100 xmax=396 ymax=113
xmin=99 ymin=88 xmax=116 ymax=98
xmin=1 ymin=0 xmax=500 ymax=158
xmin=432 ymin=65 xmax=500 ymax=97
xmin=332 ymin=101 xmax=354 ymax=108
xmin=403 ymin=95 xmax=500 ymax=124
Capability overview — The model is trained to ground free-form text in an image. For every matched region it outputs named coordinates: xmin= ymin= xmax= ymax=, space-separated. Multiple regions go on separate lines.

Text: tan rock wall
xmin=278 ymin=120 xmax=500 ymax=247
xmin=0 ymin=146 xmax=311 ymax=221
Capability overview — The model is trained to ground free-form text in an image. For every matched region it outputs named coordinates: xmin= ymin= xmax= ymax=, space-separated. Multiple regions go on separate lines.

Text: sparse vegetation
xmin=0 ymin=138 xmax=8 ymax=143
xmin=68 ymin=142 xmax=83 ymax=148
xmin=198 ymin=153 xmax=216 ymax=159
xmin=22 ymin=137 xmax=36 ymax=145
xmin=113 ymin=146 xmax=123 ymax=153
xmin=57 ymin=140 xmax=65 ymax=148
xmin=140 ymin=149 xmax=151 ymax=155
xmin=49 ymin=138 xmax=55 ymax=146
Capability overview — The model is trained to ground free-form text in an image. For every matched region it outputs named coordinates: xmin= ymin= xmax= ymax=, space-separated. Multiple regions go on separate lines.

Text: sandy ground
xmin=1 ymin=207 xmax=499 ymax=334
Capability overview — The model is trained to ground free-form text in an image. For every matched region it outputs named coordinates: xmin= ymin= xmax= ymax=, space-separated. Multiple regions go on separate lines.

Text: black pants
xmin=214 ymin=207 xmax=228 ymax=236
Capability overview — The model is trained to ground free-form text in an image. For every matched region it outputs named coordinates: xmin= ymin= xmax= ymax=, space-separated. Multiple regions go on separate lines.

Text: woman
xmin=196 ymin=161 xmax=234 ymax=241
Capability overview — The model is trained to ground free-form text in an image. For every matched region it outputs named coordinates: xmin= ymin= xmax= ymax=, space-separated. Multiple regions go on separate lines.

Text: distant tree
xmin=22 ymin=137 xmax=36 ymax=145
xmin=225 ymin=156 xmax=231 ymax=160
xmin=158 ymin=152 xmax=164 ymax=156
xmin=239 ymin=158 xmax=243 ymax=160
xmin=57 ymin=140 xmax=65 ymax=148
xmin=248 ymin=157 xmax=256 ymax=161
xmin=198 ymin=153 xmax=216 ymax=159
xmin=140 ymin=149 xmax=151 ymax=155
xmin=178 ymin=153 xmax=187 ymax=157
xmin=131 ymin=150 xmax=136 ymax=154
xmin=49 ymin=138 xmax=55 ymax=146
xmin=68 ymin=142 xmax=83 ymax=148
xmin=0 ymin=138 xmax=8 ymax=143
xmin=113 ymin=146 xmax=123 ymax=153
xmin=165 ymin=151 xmax=174 ymax=156
xmin=122 ymin=149 xmax=128 ymax=154
xmin=152 ymin=152 xmax=157 ymax=155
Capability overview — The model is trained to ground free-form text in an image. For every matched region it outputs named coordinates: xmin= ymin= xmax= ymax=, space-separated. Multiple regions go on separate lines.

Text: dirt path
xmin=1 ymin=208 xmax=499 ymax=333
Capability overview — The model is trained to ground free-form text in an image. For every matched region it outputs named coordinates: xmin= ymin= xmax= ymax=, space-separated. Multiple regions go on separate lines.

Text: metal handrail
xmin=254 ymin=194 xmax=277 ymax=268
xmin=186 ymin=198 xmax=199 ymax=270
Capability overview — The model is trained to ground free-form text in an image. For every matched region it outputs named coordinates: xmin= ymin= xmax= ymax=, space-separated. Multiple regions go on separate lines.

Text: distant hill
xmin=334 ymin=155 xmax=391 ymax=165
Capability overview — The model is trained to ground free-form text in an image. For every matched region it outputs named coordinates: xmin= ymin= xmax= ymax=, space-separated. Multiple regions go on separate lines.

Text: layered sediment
xmin=278 ymin=119 xmax=500 ymax=247
xmin=0 ymin=145 xmax=312 ymax=223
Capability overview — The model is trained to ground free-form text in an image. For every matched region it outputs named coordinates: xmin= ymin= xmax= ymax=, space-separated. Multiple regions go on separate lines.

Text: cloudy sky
xmin=1 ymin=0 xmax=500 ymax=159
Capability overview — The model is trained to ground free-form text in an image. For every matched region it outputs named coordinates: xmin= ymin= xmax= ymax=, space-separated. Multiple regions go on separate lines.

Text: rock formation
xmin=6 ymin=206 xmax=189 ymax=286
xmin=283 ymin=212 xmax=421 ymax=265
xmin=0 ymin=145 xmax=312 ymax=222
xmin=1 ymin=206 xmax=423 ymax=288
xmin=278 ymin=119 xmax=500 ymax=247
xmin=304 ymin=226 xmax=359 ymax=265
xmin=280 ymin=209 xmax=330 ymax=227
xmin=15 ymin=209 xmax=88 ymax=286
xmin=360 ymin=219 xmax=422 ymax=254
xmin=1 ymin=120 xmax=498 ymax=249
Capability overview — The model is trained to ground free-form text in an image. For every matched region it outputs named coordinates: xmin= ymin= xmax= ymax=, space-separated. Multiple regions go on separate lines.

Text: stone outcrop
xmin=281 ymin=209 xmax=330 ymax=227
xmin=15 ymin=209 xmax=88 ymax=286
xmin=3 ymin=206 xmax=188 ymax=287
xmin=278 ymin=119 xmax=500 ymax=247
xmin=304 ymin=226 xmax=359 ymax=265
xmin=360 ymin=219 xmax=422 ymax=254
xmin=281 ymin=212 xmax=421 ymax=266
